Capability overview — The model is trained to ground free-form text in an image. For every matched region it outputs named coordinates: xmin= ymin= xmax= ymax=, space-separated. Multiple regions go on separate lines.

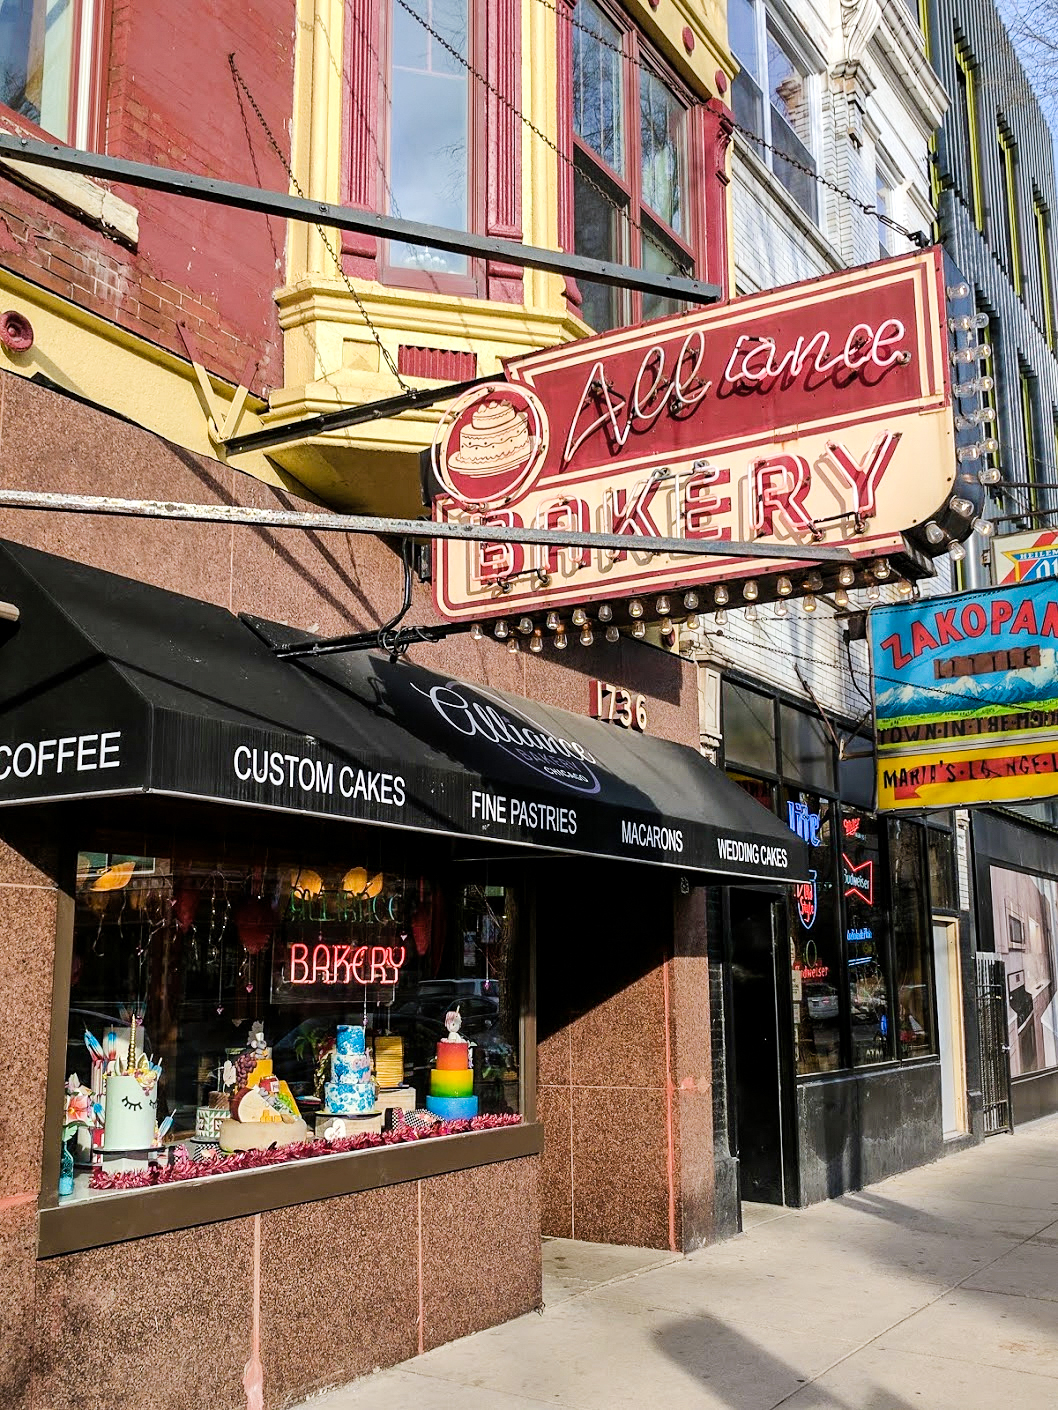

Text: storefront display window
xmin=841 ymin=810 xmax=894 ymax=1066
xmin=990 ymin=862 xmax=1058 ymax=1077
xmin=61 ymin=841 xmax=522 ymax=1202
xmin=786 ymin=790 xmax=843 ymax=1075
xmin=889 ymin=820 xmax=937 ymax=1060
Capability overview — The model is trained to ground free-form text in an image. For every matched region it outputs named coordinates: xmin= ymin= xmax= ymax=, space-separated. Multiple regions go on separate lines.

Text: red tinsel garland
xmin=87 ymin=1113 xmax=522 ymax=1191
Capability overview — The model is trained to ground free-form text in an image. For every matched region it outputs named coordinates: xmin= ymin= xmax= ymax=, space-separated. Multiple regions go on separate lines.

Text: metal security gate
xmin=976 ymin=953 xmax=1013 ymax=1135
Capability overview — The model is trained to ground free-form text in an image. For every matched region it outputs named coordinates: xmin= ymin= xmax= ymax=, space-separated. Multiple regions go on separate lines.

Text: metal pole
xmin=0 ymin=133 xmax=722 ymax=305
xmin=0 ymin=488 xmax=857 ymax=563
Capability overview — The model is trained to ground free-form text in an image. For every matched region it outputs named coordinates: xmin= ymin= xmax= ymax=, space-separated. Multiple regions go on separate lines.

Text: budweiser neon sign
xmin=431 ymin=251 xmax=959 ymax=622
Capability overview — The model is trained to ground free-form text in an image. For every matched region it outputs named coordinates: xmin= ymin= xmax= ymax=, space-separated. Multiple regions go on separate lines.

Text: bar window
xmin=60 ymin=843 xmax=522 ymax=1204
xmin=786 ymin=789 xmax=843 ymax=1075
xmin=842 ymin=810 xmax=894 ymax=1066
xmin=722 ymin=680 xmax=777 ymax=774
xmin=890 ymin=820 xmax=937 ymax=1059
xmin=780 ymin=703 xmax=835 ymax=794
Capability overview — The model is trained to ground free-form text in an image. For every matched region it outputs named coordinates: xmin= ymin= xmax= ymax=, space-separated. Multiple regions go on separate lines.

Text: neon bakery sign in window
xmin=287 ymin=942 xmax=407 ymax=987
xmin=431 ymin=250 xmax=960 ymax=622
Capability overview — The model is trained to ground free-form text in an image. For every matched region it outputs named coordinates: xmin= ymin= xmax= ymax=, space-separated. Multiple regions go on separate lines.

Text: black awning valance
xmin=0 ymin=540 xmax=808 ymax=883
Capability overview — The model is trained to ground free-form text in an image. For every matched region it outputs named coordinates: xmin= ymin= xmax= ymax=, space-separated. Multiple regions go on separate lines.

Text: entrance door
xmin=730 ymin=891 xmax=794 ymax=1204
xmin=932 ymin=919 xmax=968 ymax=1138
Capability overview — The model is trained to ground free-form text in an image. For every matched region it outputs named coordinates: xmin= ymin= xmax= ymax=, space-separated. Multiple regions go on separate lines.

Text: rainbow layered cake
xmin=426 ymin=1038 xmax=478 ymax=1120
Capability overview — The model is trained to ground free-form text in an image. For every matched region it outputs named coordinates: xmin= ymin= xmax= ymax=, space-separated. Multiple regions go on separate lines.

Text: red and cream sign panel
xmin=431 ymin=251 xmax=956 ymax=621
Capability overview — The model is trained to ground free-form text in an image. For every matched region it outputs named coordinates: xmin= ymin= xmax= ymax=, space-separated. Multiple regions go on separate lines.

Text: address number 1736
xmin=589 ymin=680 xmax=647 ymax=731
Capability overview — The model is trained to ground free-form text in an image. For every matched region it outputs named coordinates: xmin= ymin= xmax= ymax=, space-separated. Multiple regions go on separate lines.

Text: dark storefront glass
xmin=780 ymin=703 xmax=835 ymax=793
xmin=890 ymin=821 xmax=938 ymax=1059
xmin=786 ymin=789 xmax=843 ymax=1075
xmin=723 ymin=682 xmax=777 ymax=773
xmin=63 ymin=843 xmax=522 ymax=1202
xmin=838 ymin=735 xmax=875 ymax=810
xmin=841 ymin=809 xmax=894 ymax=1065
xmin=927 ymin=824 xmax=958 ymax=913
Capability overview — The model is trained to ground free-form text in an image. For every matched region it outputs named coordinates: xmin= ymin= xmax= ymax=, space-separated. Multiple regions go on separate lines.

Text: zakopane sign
xmin=431 ymin=250 xmax=960 ymax=622
xmin=871 ymin=580 xmax=1058 ymax=810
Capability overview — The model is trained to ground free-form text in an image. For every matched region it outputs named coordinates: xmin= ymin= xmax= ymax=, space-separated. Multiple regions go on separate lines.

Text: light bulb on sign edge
xmin=744 ymin=603 xmax=758 ymax=623
xmin=833 ymin=587 xmax=849 ymax=609
xmin=655 ymin=595 xmax=671 ymax=615
xmin=957 ymin=443 xmax=982 ymax=462
xmin=949 ymin=497 xmax=975 ymax=517
xmin=494 ymin=620 xmax=509 ymax=639
xmin=605 ymin=625 xmax=620 ymax=643
xmin=546 ymin=610 xmax=561 ymax=631
xmin=802 ymin=594 xmax=817 ymax=613
xmin=506 ymin=634 xmax=519 ymax=654
xmin=714 ymin=609 xmax=727 ymax=627
xmin=713 ymin=584 xmax=730 ymax=607
xmin=580 ymin=625 xmax=593 ymax=647
xmin=628 ymin=599 xmax=644 ymax=619
xmin=973 ymin=517 xmax=995 ymax=537
xmin=945 ymin=281 xmax=969 ymax=298
xmin=972 ymin=405 xmax=996 ymax=424
xmin=981 ymin=437 xmax=999 ymax=454
xmin=925 ymin=521 xmax=946 ymax=544
xmin=517 ymin=616 xmax=533 ymax=635
xmin=571 ymin=607 xmax=587 ymax=627
xmin=598 ymin=602 xmax=613 ymax=622
xmin=979 ymin=466 xmax=1002 ymax=485
xmin=871 ymin=558 xmax=891 ymax=581
xmin=554 ymin=626 xmax=568 ymax=649
xmin=632 ymin=620 xmax=646 ymax=639
xmin=470 ymin=622 xmax=483 ymax=641
xmin=896 ymin=579 xmax=913 ymax=596
xmin=774 ymin=599 xmax=788 ymax=618
xmin=838 ymin=565 xmax=855 ymax=587
xmin=529 ymin=630 xmax=544 ymax=653
xmin=866 ymin=583 xmax=881 ymax=602
xmin=742 ymin=579 xmax=759 ymax=601
xmin=683 ymin=591 xmax=699 ymax=610
xmin=776 ymin=576 xmax=793 ymax=597
xmin=685 ymin=613 xmax=700 ymax=630
xmin=949 ymin=540 xmax=967 ymax=562
xmin=659 ymin=617 xmax=673 ymax=636
xmin=805 ymin=571 xmax=823 ymax=592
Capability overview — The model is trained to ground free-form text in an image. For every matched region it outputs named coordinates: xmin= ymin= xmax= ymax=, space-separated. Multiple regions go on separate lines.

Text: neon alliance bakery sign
xmin=431 ymin=250 xmax=960 ymax=622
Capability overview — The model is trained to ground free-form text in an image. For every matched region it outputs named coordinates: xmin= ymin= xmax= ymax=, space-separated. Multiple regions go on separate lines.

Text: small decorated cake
xmin=426 ymin=1007 xmax=478 ymax=1120
xmin=373 ymin=1035 xmax=404 ymax=1089
xmin=102 ymin=1016 xmax=160 ymax=1151
xmin=217 ymin=1028 xmax=308 ymax=1151
xmin=324 ymin=1025 xmax=377 ymax=1116
xmin=448 ymin=399 xmax=531 ymax=475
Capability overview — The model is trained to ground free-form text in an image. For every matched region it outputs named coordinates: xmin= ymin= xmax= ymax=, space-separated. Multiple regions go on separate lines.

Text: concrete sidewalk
xmin=297 ymin=1117 xmax=1058 ymax=1409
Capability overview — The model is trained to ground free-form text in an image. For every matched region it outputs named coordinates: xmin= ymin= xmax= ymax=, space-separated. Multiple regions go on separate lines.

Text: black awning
xmin=0 ymin=540 xmax=808 ymax=883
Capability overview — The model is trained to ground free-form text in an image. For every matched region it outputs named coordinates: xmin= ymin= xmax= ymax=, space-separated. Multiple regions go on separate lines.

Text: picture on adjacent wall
xmin=990 ymin=865 xmax=1058 ymax=1077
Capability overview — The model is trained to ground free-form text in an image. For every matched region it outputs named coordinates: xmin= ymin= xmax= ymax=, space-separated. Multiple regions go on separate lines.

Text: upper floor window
xmin=0 ymin=0 xmax=100 ymax=145
xmin=571 ymin=0 xmax=693 ymax=331
xmin=997 ymin=124 xmax=1022 ymax=294
xmin=345 ymin=0 xmax=521 ymax=300
xmin=954 ymin=44 xmax=984 ymax=232
xmin=1034 ymin=196 xmax=1055 ymax=350
xmin=386 ymin=0 xmax=473 ymax=280
xmin=875 ymin=157 xmax=897 ymax=259
xmin=730 ymin=0 xmax=818 ymax=223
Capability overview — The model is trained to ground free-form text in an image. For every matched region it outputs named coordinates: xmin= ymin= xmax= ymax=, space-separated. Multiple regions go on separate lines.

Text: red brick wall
xmin=0 ymin=0 xmax=295 ymax=392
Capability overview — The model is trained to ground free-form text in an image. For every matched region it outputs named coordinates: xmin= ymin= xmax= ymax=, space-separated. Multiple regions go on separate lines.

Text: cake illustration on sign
xmin=433 ymin=385 xmax=549 ymax=508
xmin=448 ymin=399 xmax=532 ymax=474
